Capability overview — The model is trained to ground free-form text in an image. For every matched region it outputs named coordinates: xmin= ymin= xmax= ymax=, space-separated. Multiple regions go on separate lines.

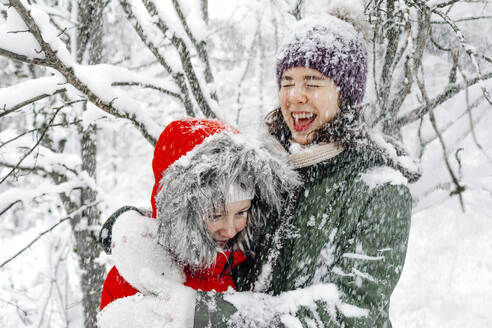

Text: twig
xmin=170 ymin=0 xmax=217 ymax=101
xmin=0 ymin=120 xmax=81 ymax=148
xmin=0 ymin=47 xmax=50 ymax=67
xmin=142 ymin=0 xmax=217 ymax=118
xmin=0 ymin=88 xmax=66 ymax=118
xmin=0 ymin=298 xmax=29 ymax=317
xmin=0 ymin=199 xmax=22 ymax=216
xmin=432 ymin=0 xmax=461 ymax=8
xmin=432 ymin=7 xmax=492 ymax=106
xmin=396 ymin=71 xmax=492 ymax=126
xmin=118 ymin=0 xmax=194 ymax=116
xmin=457 ymin=62 xmax=492 ymax=161
xmin=0 ymin=201 xmax=100 ymax=269
xmin=431 ymin=15 xmax=492 ymax=24
xmin=111 ymin=81 xmax=182 ymax=100
xmin=7 ymin=29 xmax=30 ymax=33
xmin=0 ymin=106 xmax=63 ymax=185
xmin=408 ymin=7 xmax=465 ymax=211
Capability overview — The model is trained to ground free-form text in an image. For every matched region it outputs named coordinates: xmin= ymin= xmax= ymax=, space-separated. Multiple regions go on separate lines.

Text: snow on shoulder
xmin=359 ymin=166 xmax=408 ymax=190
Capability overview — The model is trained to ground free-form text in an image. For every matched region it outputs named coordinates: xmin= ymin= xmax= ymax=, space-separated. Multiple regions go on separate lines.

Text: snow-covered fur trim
xmin=156 ymin=132 xmax=300 ymax=269
xmin=110 ymin=210 xmax=185 ymax=294
xmin=97 ymin=290 xmax=196 ymax=328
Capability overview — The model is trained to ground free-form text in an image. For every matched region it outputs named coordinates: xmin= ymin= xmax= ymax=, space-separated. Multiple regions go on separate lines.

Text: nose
xmin=219 ymin=219 xmax=237 ymax=239
xmin=289 ymin=84 xmax=307 ymax=104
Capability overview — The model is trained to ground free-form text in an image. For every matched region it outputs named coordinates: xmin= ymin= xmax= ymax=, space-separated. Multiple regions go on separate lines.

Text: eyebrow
xmin=237 ymin=205 xmax=251 ymax=212
xmin=305 ymin=75 xmax=326 ymax=81
xmin=281 ymin=75 xmax=326 ymax=81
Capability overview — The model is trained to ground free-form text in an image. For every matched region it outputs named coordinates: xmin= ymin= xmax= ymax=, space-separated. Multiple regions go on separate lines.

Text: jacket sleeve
xmin=100 ymin=266 xmax=139 ymax=310
xmin=288 ymin=183 xmax=412 ymax=327
xmin=192 ymin=183 xmax=412 ymax=328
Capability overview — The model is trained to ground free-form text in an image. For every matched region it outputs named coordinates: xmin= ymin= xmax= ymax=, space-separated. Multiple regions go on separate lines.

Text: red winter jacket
xmin=100 ymin=250 xmax=246 ymax=310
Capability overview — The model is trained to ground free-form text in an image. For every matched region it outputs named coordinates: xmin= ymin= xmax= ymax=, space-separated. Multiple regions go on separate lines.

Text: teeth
xmin=292 ymin=112 xmax=315 ymax=120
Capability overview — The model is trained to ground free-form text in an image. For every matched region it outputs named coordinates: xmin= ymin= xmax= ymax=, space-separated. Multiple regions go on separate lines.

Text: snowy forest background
xmin=0 ymin=0 xmax=491 ymax=327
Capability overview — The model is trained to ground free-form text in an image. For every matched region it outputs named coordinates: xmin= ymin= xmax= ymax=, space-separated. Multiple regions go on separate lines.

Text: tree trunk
xmin=72 ymin=1 xmax=105 ymax=327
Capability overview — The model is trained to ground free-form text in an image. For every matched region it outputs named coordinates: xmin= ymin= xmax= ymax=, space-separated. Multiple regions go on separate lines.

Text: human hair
xmin=265 ymin=93 xmax=369 ymax=151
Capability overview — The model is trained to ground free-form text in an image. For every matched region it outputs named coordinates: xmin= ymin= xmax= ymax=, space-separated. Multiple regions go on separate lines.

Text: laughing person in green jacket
xmin=192 ymin=4 xmax=419 ymax=327
xmin=117 ymin=4 xmax=419 ymax=328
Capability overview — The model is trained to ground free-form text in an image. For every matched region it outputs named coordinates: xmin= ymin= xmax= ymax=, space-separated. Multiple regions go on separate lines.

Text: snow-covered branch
xmin=1 ymin=0 xmax=158 ymax=144
xmin=170 ymin=0 xmax=216 ymax=100
xmin=0 ymin=76 xmax=66 ymax=118
xmin=431 ymin=7 xmax=492 ymax=106
xmin=141 ymin=0 xmax=218 ymax=118
xmin=0 ymin=46 xmax=50 ymax=66
xmin=408 ymin=5 xmax=465 ymax=210
xmin=0 ymin=104 xmax=63 ymax=185
xmin=0 ymin=201 xmax=99 ymax=269
xmin=118 ymin=0 xmax=195 ymax=116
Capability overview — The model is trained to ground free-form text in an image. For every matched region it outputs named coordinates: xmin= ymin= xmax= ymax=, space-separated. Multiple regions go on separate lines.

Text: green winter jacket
xmin=193 ymin=149 xmax=412 ymax=328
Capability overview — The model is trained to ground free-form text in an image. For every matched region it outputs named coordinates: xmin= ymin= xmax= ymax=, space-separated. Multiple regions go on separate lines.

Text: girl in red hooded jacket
xmin=97 ymin=118 xmax=298 ymax=327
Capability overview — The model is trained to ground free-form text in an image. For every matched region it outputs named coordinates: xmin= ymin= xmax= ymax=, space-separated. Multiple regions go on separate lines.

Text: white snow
xmin=0 ymin=75 xmax=65 ymax=110
xmin=225 ymin=283 xmax=368 ymax=326
xmin=360 ymin=166 xmax=408 ymax=189
xmin=0 ymin=6 xmax=43 ymax=59
xmin=97 ymin=291 xmax=196 ymax=328
xmin=342 ymin=253 xmax=385 ymax=261
xmin=0 ymin=180 xmax=83 ymax=215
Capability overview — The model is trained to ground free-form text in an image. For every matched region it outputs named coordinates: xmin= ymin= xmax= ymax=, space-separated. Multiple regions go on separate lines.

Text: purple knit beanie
xmin=276 ymin=13 xmax=368 ymax=104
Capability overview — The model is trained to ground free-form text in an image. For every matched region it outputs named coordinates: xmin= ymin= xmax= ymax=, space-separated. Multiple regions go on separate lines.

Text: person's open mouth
xmin=292 ymin=112 xmax=316 ymax=132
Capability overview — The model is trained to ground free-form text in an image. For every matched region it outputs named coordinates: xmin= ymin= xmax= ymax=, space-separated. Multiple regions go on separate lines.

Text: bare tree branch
xmin=0 ymin=201 xmax=99 ymax=269
xmin=396 ymin=70 xmax=492 ymax=126
xmin=235 ymin=26 xmax=259 ymax=124
xmin=0 ymin=87 xmax=66 ymax=118
xmin=142 ymin=0 xmax=217 ymax=118
xmin=378 ymin=0 xmax=404 ymax=111
xmin=432 ymin=0 xmax=461 ymax=8
xmin=431 ymin=15 xmax=492 ymax=24
xmin=0 ymin=47 xmax=50 ymax=66
xmin=118 ymin=0 xmax=194 ymax=116
xmin=457 ymin=62 xmax=492 ymax=161
xmin=420 ymin=96 xmax=484 ymax=146
xmin=111 ymin=81 xmax=182 ymax=100
xmin=380 ymin=2 xmax=431 ymax=135
xmin=0 ymin=298 xmax=29 ymax=317
xmin=408 ymin=6 xmax=465 ymax=210
xmin=432 ymin=7 xmax=492 ymax=106
xmin=0 ymin=98 xmax=81 ymax=185
xmin=0 ymin=199 xmax=22 ymax=216
xmin=170 ymin=0 xmax=217 ymax=102
xmin=0 ymin=120 xmax=81 ymax=148
xmin=200 ymin=0 xmax=208 ymax=24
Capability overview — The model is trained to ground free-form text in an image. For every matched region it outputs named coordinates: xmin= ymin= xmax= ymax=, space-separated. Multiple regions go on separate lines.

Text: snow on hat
xmin=276 ymin=2 xmax=369 ymax=104
xmin=151 ymin=118 xmax=300 ymax=269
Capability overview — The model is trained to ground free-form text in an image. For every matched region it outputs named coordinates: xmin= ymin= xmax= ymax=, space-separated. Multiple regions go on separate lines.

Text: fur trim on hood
xmin=155 ymin=132 xmax=300 ymax=270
